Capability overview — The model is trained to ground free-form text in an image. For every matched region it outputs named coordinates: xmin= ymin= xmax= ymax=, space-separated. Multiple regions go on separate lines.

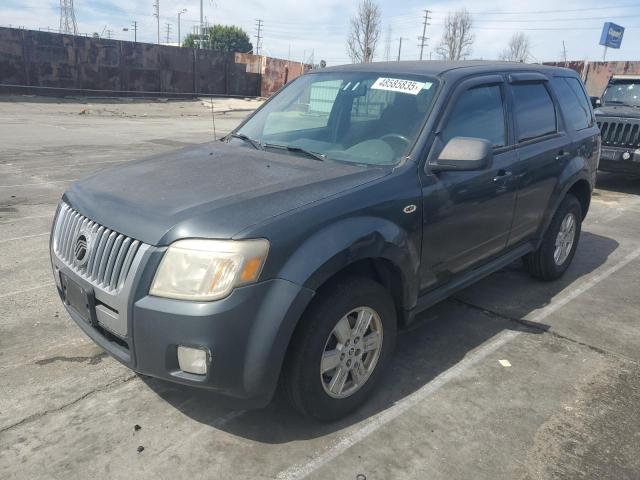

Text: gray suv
xmin=51 ymin=61 xmax=600 ymax=420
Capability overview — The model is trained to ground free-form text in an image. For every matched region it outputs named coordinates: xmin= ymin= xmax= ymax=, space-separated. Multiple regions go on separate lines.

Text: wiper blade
xmin=229 ymin=133 xmax=263 ymax=150
xmin=263 ymin=143 xmax=326 ymax=161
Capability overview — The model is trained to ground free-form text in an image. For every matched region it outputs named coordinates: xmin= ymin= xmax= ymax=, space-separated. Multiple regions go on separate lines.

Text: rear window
xmin=551 ymin=77 xmax=591 ymax=131
xmin=512 ymin=83 xmax=557 ymax=142
xmin=566 ymin=77 xmax=594 ymax=126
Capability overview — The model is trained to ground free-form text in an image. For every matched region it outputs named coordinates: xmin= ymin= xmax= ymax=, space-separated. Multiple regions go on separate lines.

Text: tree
xmin=435 ymin=9 xmax=474 ymax=61
xmin=346 ymin=0 xmax=382 ymax=63
xmin=499 ymin=32 xmax=531 ymax=62
xmin=183 ymin=24 xmax=252 ymax=53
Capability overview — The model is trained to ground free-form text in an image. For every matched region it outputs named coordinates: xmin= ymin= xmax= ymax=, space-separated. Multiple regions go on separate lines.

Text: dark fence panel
xmin=0 ymin=26 xmax=272 ymax=97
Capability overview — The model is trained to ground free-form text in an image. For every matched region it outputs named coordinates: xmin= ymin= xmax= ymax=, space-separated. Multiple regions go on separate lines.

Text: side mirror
xmin=430 ymin=137 xmax=493 ymax=172
xmin=590 ymin=96 xmax=602 ymax=108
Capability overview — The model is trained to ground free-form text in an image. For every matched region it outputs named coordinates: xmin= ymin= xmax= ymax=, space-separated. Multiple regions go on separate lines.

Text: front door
xmin=419 ymin=76 xmax=519 ymax=290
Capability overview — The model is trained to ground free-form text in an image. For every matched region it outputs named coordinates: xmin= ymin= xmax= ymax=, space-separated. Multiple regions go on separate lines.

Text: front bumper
xmin=53 ymin=248 xmax=314 ymax=405
xmin=598 ymin=146 xmax=640 ymax=175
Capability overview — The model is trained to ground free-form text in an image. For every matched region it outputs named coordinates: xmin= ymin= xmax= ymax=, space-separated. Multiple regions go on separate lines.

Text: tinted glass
xmin=551 ymin=77 xmax=590 ymax=131
xmin=441 ymin=85 xmax=506 ymax=147
xmin=237 ymin=72 xmax=438 ymax=166
xmin=512 ymin=83 xmax=557 ymax=142
xmin=566 ymin=77 xmax=593 ymax=127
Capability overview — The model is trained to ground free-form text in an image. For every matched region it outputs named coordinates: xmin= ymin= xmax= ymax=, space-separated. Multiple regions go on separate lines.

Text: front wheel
xmin=281 ymin=276 xmax=397 ymax=421
xmin=523 ymin=194 xmax=583 ymax=281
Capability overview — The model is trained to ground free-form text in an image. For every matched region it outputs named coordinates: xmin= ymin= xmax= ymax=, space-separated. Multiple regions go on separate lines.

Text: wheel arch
xmin=276 ymin=215 xmax=421 ymax=321
xmin=537 ymin=169 xmax=593 ymax=247
xmin=567 ymin=178 xmax=591 ymax=219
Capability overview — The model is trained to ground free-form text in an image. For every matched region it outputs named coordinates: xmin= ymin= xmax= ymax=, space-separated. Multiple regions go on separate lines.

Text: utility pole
xmin=165 ymin=23 xmax=172 ymax=44
xmin=418 ymin=10 xmax=431 ymax=61
xmin=199 ymin=0 xmax=204 ymax=48
xmin=397 ymin=37 xmax=405 ymax=62
xmin=562 ymin=40 xmax=567 ymax=66
xmin=177 ymin=9 xmax=187 ymax=46
xmin=153 ymin=0 xmax=160 ymax=45
xmin=131 ymin=21 xmax=137 ymax=43
xmin=105 ymin=29 xmax=113 ymax=39
xmin=255 ymin=19 xmax=263 ymax=55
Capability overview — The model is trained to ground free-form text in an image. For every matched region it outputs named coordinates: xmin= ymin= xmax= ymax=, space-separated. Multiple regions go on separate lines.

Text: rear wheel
xmin=523 ymin=194 xmax=582 ymax=281
xmin=282 ymin=276 xmax=397 ymax=421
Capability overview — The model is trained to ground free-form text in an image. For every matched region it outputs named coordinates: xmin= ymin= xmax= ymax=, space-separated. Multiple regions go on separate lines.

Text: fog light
xmin=177 ymin=346 xmax=209 ymax=375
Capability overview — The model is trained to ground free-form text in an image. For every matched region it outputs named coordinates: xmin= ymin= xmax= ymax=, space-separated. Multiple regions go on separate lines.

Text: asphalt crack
xmin=34 ymin=352 xmax=108 ymax=366
xmin=451 ymin=297 xmax=640 ymax=367
xmin=0 ymin=374 xmax=137 ymax=434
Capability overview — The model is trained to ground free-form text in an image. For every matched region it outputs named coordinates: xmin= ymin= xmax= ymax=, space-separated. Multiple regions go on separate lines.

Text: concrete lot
xmin=1 ymin=97 xmax=640 ymax=480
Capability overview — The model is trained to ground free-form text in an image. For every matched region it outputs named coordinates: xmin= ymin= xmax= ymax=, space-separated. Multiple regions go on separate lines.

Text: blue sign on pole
xmin=599 ymin=22 xmax=625 ymax=49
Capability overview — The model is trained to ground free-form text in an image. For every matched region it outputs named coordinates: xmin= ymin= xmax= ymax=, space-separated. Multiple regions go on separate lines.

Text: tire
xmin=281 ymin=276 xmax=397 ymax=421
xmin=523 ymin=194 xmax=582 ymax=281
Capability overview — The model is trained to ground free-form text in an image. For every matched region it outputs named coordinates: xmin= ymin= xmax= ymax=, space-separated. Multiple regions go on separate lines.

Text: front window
xmin=233 ymin=72 xmax=439 ymax=166
xmin=602 ymin=80 xmax=640 ymax=107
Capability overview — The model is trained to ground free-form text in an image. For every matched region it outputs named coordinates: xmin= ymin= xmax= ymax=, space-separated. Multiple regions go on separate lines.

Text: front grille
xmin=52 ymin=203 xmax=142 ymax=292
xmin=598 ymin=120 xmax=640 ymax=148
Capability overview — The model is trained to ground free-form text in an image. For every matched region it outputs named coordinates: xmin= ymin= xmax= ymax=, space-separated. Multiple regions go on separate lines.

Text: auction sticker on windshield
xmin=371 ymin=77 xmax=431 ymax=95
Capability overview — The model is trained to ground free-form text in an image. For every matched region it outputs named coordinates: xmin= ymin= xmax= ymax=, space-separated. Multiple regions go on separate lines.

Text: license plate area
xmin=60 ymin=273 xmax=96 ymax=325
xmin=600 ymin=149 xmax=619 ymax=161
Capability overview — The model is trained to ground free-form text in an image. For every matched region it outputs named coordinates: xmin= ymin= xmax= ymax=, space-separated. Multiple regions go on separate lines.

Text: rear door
xmin=506 ymin=73 xmax=573 ymax=246
xmin=550 ymin=75 xmax=600 ymax=179
xmin=420 ymin=75 xmax=519 ymax=289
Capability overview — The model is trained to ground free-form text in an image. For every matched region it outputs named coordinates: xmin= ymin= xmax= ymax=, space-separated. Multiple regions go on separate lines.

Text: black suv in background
xmin=51 ymin=61 xmax=599 ymax=420
xmin=593 ymin=74 xmax=640 ymax=175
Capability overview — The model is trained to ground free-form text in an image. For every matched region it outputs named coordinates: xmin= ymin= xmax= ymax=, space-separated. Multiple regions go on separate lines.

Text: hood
xmin=595 ymin=104 xmax=640 ymax=118
xmin=64 ymin=142 xmax=388 ymax=245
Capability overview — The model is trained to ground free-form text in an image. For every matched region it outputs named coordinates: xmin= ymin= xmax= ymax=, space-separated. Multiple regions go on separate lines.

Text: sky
xmin=3 ymin=0 xmax=640 ymax=65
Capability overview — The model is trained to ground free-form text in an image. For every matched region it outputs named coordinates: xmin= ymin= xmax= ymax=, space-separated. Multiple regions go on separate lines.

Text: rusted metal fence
xmin=544 ymin=60 xmax=640 ymax=96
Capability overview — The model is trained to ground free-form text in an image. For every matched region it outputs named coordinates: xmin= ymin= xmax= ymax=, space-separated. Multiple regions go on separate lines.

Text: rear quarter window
xmin=551 ymin=77 xmax=592 ymax=131
xmin=512 ymin=83 xmax=557 ymax=142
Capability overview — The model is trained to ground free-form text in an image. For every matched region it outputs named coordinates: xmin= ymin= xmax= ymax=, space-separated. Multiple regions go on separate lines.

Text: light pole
xmin=177 ymin=9 xmax=187 ymax=46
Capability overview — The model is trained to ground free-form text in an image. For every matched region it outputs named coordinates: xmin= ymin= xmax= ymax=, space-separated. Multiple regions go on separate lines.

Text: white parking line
xmin=0 ymin=179 xmax=77 ymax=188
xmin=0 ymin=214 xmax=54 ymax=224
xmin=276 ymin=245 xmax=640 ymax=480
xmin=526 ymin=246 xmax=640 ymax=323
xmin=0 ymin=232 xmax=49 ymax=243
xmin=0 ymin=283 xmax=55 ymax=299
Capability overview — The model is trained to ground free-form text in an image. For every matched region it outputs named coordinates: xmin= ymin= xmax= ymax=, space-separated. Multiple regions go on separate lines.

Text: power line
xmin=255 ymin=19 xmax=263 ymax=55
xmin=433 ymin=2 xmax=640 ymax=15
xmin=384 ymin=25 xmax=392 ymax=61
xmin=418 ymin=9 xmax=431 ymax=61
xmin=59 ymin=0 xmax=78 ymax=35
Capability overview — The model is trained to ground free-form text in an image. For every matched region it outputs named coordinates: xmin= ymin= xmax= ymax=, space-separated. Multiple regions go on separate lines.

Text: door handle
xmin=493 ymin=170 xmax=513 ymax=182
xmin=555 ymin=150 xmax=571 ymax=160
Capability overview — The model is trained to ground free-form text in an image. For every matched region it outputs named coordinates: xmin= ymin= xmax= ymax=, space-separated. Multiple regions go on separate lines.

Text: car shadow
xmin=595 ymin=172 xmax=640 ymax=195
xmin=139 ymin=231 xmax=618 ymax=443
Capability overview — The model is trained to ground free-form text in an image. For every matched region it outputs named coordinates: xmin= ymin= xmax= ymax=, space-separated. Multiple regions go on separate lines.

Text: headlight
xmin=150 ymin=238 xmax=269 ymax=301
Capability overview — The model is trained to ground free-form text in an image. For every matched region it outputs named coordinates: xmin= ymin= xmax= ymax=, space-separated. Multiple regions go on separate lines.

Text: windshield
xmin=602 ymin=80 xmax=640 ymax=107
xmin=233 ymin=71 xmax=439 ymax=166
